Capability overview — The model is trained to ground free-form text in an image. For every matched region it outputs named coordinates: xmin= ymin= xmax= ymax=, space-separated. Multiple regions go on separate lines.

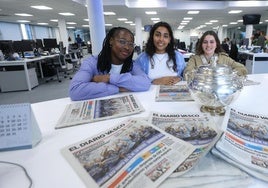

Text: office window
xmin=0 ymin=22 xmax=22 ymax=40
xmin=32 ymin=25 xmax=51 ymax=39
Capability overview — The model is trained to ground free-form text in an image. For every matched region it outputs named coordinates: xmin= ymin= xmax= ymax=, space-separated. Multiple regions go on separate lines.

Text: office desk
xmin=0 ymin=74 xmax=267 ymax=188
xmin=238 ymin=51 xmax=268 ymax=74
xmin=0 ymin=54 xmax=59 ymax=91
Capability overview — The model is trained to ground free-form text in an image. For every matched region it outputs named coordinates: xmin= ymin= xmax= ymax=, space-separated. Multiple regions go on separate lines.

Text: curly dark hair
xmin=97 ymin=27 xmax=134 ymax=73
xmin=195 ymin=30 xmax=224 ymax=55
xmin=145 ymin=21 xmax=177 ymax=72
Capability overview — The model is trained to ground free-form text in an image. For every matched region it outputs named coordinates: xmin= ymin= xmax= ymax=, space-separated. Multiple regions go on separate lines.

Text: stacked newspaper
xmin=55 ymin=94 xmax=144 ymax=129
xmin=159 ymin=152 xmax=252 ymax=188
xmin=61 ymin=118 xmax=196 ymax=188
xmin=155 ymin=85 xmax=193 ymax=102
xmin=212 ymin=107 xmax=268 ymax=183
xmin=147 ymin=112 xmax=222 ymax=177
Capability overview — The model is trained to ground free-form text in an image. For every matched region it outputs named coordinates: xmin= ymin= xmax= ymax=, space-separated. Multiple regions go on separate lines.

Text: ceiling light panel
xmin=15 ymin=13 xmax=33 ymax=16
xmin=58 ymin=13 xmax=75 ymax=16
xmin=31 ymin=6 xmax=52 ymax=10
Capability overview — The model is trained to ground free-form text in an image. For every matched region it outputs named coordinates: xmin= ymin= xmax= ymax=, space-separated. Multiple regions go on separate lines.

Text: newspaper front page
xmin=55 ymin=94 xmax=144 ymax=129
xmin=147 ymin=112 xmax=222 ymax=177
xmin=213 ymin=107 xmax=268 ymax=182
xmin=155 ymin=85 xmax=193 ymax=102
xmin=61 ymin=118 xmax=196 ymax=188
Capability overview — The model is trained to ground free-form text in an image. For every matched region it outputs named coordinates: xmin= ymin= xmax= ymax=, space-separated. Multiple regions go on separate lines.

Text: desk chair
xmin=65 ymin=52 xmax=80 ymax=73
xmin=45 ymin=54 xmax=72 ymax=83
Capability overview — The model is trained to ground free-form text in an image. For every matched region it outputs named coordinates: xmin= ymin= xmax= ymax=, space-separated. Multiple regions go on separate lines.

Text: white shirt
xmin=148 ymin=53 xmax=177 ymax=80
xmin=110 ymin=64 xmax=123 ymax=74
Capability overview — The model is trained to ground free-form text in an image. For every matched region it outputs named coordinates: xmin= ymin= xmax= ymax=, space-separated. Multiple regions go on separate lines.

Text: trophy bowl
xmin=186 ymin=64 xmax=244 ymax=115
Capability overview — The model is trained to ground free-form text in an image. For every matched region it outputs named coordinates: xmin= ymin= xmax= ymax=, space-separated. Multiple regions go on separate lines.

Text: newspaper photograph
xmin=214 ymin=107 xmax=268 ymax=182
xmin=61 ymin=118 xmax=195 ymax=188
xmin=147 ymin=112 xmax=222 ymax=177
xmin=155 ymin=85 xmax=193 ymax=102
xmin=55 ymin=94 xmax=144 ymax=129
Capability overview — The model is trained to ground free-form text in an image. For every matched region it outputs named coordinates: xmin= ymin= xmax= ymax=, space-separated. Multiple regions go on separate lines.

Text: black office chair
xmin=45 ymin=54 xmax=72 ymax=83
xmin=64 ymin=51 xmax=80 ymax=73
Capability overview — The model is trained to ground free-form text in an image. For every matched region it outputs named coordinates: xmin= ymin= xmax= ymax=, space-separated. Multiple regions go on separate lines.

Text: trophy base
xmin=200 ymin=105 xmax=225 ymax=116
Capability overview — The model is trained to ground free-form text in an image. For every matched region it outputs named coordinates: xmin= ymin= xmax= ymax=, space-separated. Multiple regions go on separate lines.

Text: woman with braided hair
xmin=69 ymin=27 xmax=151 ymax=101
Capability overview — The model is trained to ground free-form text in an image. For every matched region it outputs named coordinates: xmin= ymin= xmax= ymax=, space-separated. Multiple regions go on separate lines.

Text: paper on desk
xmin=55 ymin=94 xmax=144 ymax=129
xmin=61 ymin=118 xmax=196 ymax=188
xmin=147 ymin=111 xmax=223 ymax=177
xmin=159 ymin=152 xmax=252 ymax=188
xmin=213 ymin=107 xmax=268 ymax=182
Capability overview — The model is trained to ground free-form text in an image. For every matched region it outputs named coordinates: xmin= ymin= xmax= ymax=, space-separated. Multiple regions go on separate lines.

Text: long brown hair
xmin=195 ymin=30 xmax=224 ymax=55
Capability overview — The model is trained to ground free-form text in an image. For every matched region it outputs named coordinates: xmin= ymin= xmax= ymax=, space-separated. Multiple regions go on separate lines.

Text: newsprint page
xmin=155 ymin=85 xmax=193 ymax=102
xmin=61 ymin=118 xmax=196 ymax=188
xmin=212 ymin=107 xmax=268 ymax=182
xmin=147 ymin=112 xmax=222 ymax=177
xmin=55 ymin=94 xmax=144 ymax=129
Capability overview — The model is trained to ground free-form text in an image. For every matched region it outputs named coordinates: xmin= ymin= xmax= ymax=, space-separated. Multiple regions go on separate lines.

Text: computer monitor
xmin=21 ymin=40 xmax=36 ymax=51
xmin=43 ymin=38 xmax=58 ymax=49
xmin=12 ymin=40 xmax=24 ymax=53
xmin=35 ymin=39 xmax=44 ymax=49
xmin=0 ymin=40 xmax=14 ymax=56
xmin=12 ymin=40 xmax=35 ymax=58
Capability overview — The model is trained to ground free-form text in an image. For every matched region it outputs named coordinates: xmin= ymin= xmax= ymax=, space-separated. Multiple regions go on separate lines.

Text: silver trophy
xmin=186 ymin=62 xmax=244 ymax=115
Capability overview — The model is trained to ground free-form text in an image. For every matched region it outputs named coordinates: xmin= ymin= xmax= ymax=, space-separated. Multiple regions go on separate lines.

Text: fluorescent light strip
xmin=66 ymin=22 xmax=77 ymax=25
xmin=15 ymin=13 xmax=33 ymax=16
xmin=104 ymin=12 xmax=116 ymax=15
xmin=37 ymin=23 xmax=48 ymax=25
xmin=228 ymin=10 xmax=242 ymax=14
xmin=117 ymin=18 xmax=127 ymax=21
xmin=31 ymin=6 xmax=52 ymax=10
xmin=58 ymin=12 xmax=75 ymax=16
xmin=17 ymin=20 xmax=30 ymax=23
xmin=50 ymin=19 xmax=58 ymax=22
xmin=187 ymin=11 xmax=199 ymax=14
xmin=145 ymin=11 xmax=157 ymax=15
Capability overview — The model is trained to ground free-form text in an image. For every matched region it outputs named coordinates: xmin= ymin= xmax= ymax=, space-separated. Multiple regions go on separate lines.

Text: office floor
xmin=0 ymin=73 xmax=73 ymax=105
xmin=0 ymin=53 xmax=93 ymax=105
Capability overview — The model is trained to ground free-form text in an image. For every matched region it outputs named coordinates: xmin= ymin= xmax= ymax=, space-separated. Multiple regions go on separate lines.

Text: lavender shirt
xmin=69 ymin=56 xmax=151 ymax=101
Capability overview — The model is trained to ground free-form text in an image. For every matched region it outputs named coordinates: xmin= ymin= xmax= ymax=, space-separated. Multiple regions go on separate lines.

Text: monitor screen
xmin=12 ymin=40 xmax=24 ymax=53
xmin=43 ymin=38 xmax=58 ymax=49
xmin=0 ymin=40 xmax=14 ymax=55
xmin=21 ymin=40 xmax=36 ymax=51
xmin=36 ymin=39 xmax=44 ymax=49
xmin=243 ymin=14 xmax=261 ymax=25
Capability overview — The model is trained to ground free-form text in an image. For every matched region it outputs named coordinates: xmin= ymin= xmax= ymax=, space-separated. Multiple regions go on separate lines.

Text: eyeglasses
xmin=116 ymin=39 xmax=135 ymax=48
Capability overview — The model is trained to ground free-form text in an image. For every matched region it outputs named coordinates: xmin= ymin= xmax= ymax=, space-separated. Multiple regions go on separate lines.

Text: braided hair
xmin=97 ymin=27 xmax=134 ymax=73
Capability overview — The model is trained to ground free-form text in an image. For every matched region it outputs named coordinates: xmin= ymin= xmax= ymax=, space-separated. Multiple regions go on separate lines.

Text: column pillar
xmin=135 ymin=17 xmax=142 ymax=48
xmin=86 ymin=0 xmax=106 ymax=55
xmin=217 ymin=26 xmax=223 ymax=43
xmin=58 ymin=19 xmax=69 ymax=52
xmin=245 ymin=24 xmax=253 ymax=46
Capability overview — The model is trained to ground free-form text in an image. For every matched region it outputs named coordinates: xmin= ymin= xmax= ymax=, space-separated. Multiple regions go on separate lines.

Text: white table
xmin=0 ymin=54 xmax=59 ymax=91
xmin=0 ymin=74 xmax=268 ymax=188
